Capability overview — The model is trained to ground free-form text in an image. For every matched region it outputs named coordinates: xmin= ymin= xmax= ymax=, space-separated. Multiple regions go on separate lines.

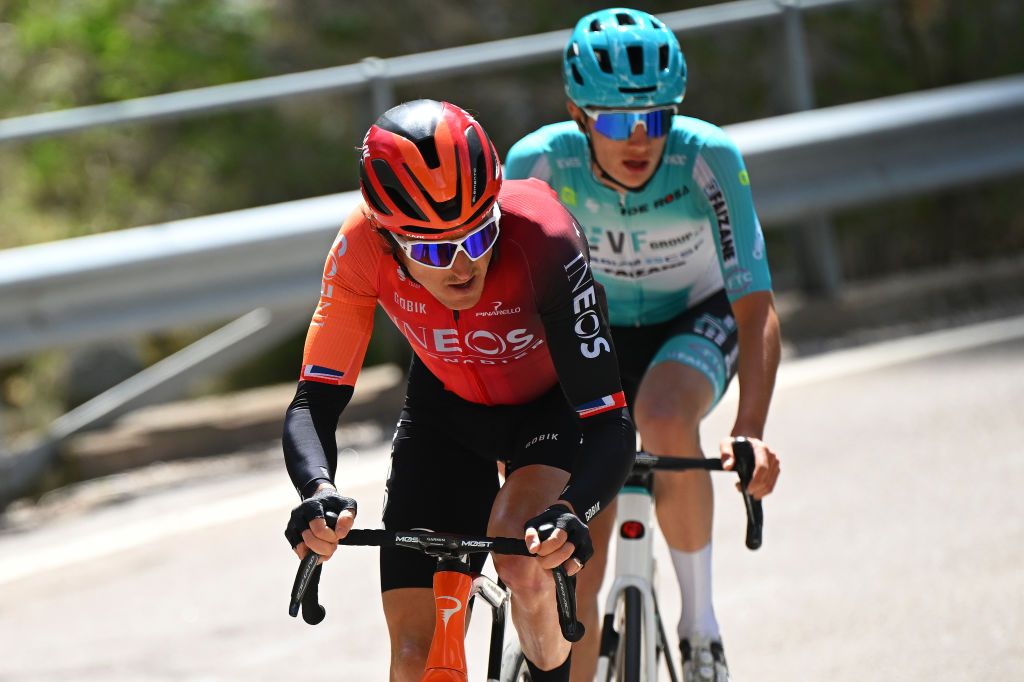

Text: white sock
xmin=670 ymin=543 xmax=721 ymax=643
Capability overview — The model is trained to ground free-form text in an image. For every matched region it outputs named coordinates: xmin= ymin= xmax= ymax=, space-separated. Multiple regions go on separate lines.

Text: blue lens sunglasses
xmin=394 ymin=207 xmax=501 ymax=269
xmin=583 ymin=106 xmax=677 ymax=140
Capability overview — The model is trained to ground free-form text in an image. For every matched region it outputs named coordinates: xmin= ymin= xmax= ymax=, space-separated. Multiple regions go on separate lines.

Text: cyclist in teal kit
xmin=506 ymin=8 xmax=782 ymax=682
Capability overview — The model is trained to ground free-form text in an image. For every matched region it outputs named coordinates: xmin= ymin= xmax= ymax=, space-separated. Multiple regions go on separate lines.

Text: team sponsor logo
xmin=584 ymin=502 xmax=601 ymax=522
xmin=301 ymin=365 xmax=345 ymax=384
xmin=390 ymin=315 xmax=545 ymax=364
xmin=560 ymin=186 xmax=577 ymax=206
xmin=665 ymin=153 xmax=688 ymax=166
xmin=556 ymin=157 xmax=583 ymax=169
xmin=436 ymin=596 xmax=463 ymax=628
xmin=584 ymin=198 xmax=601 ymax=214
xmin=393 ymin=292 xmax=426 ymax=315
xmin=474 ymin=300 xmax=522 ymax=317
xmin=461 ymin=540 xmax=492 ymax=548
xmin=738 ymin=169 xmax=750 ymax=186
xmin=563 ymin=252 xmax=611 ymax=359
xmin=693 ymin=313 xmax=736 ymax=346
xmin=618 ymin=187 xmax=690 ymax=216
xmin=725 ymin=268 xmax=754 ymax=294
xmin=701 ymin=177 xmax=737 ymax=266
xmin=524 ymin=433 xmax=559 ymax=449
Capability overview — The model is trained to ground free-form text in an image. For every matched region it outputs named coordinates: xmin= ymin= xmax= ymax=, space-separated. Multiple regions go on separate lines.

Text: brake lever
xmin=288 ymin=511 xmax=339 ymax=625
xmin=731 ymin=437 xmax=764 ymax=550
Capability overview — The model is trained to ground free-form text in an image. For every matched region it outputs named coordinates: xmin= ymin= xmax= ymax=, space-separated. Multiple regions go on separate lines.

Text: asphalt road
xmin=1 ymin=319 xmax=1022 ymax=681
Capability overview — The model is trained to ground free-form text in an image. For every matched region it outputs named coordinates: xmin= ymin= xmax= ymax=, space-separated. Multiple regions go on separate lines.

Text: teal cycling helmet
xmin=564 ymin=8 xmax=686 ymax=108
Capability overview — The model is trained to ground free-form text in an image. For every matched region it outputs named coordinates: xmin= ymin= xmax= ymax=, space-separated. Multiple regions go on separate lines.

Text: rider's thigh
xmin=633 ymin=361 xmax=714 ymax=450
xmin=383 ymin=587 xmax=437 ymax=681
xmin=488 ymin=463 xmax=569 ymax=588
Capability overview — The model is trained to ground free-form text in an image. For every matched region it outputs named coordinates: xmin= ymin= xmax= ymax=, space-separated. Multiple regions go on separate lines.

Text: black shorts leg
xmin=379 ymin=409 xmax=500 ymax=592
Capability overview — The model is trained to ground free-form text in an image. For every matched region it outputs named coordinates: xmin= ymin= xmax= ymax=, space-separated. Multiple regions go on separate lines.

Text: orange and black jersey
xmin=284 ymin=180 xmax=632 ymax=521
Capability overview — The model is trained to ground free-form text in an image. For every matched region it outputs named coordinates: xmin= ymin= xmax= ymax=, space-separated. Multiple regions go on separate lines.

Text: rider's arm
xmin=523 ymin=195 xmax=634 ymax=523
xmin=695 ymin=128 xmax=780 ymax=439
xmin=282 ymin=209 xmax=379 ymax=498
xmin=729 ymin=291 xmax=781 ymax=439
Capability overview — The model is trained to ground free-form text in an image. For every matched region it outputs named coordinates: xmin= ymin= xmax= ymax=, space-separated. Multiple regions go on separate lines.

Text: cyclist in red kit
xmin=282 ymin=99 xmax=634 ymax=682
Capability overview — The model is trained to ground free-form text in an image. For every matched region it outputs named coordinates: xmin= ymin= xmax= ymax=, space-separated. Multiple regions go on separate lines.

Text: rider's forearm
xmin=282 ymin=381 xmax=353 ymax=498
xmin=558 ymin=407 xmax=634 ymax=523
xmin=731 ymin=297 xmax=781 ymax=439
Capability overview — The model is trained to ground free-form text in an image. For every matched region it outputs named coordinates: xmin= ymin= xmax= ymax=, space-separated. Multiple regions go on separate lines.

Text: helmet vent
xmin=626 ymin=45 xmax=645 ymax=75
xmin=619 ymin=86 xmax=657 ymax=94
xmin=571 ymin=63 xmax=584 ymax=85
xmin=465 ymin=125 xmax=486 ymax=204
xmin=566 ymin=42 xmax=577 ymax=60
xmin=589 ymin=19 xmax=603 ymax=32
xmin=615 ymin=13 xmax=636 ymax=26
xmin=659 ymin=44 xmax=669 ymax=71
xmin=372 ymin=158 xmax=427 ymax=221
xmin=415 ymin=137 xmax=441 ymax=170
xmin=359 ymin=160 xmax=391 ymax=216
xmin=594 ymin=48 xmax=613 ymax=74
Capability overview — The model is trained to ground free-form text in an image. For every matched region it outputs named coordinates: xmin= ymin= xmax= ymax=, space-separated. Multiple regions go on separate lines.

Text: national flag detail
xmin=575 ymin=391 xmax=627 ymax=418
xmin=301 ymin=364 xmax=346 ymax=384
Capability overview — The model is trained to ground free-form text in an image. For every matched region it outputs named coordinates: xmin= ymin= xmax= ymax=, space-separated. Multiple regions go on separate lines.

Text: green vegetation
xmin=1 ymin=0 xmax=1022 ymax=430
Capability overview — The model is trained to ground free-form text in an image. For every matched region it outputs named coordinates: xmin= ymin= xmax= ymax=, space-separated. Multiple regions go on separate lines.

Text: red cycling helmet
xmin=359 ymin=99 xmax=503 ymax=239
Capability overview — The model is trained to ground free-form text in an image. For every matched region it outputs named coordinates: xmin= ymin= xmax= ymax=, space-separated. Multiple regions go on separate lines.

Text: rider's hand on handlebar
xmin=523 ymin=503 xmax=594 ymax=577
xmin=720 ymin=436 xmax=780 ymax=499
xmin=284 ymin=484 xmax=357 ymax=564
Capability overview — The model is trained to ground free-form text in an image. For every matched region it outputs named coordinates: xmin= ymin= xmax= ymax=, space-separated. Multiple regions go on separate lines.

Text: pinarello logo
xmin=475 ymin=300 xmax=522 ymax=317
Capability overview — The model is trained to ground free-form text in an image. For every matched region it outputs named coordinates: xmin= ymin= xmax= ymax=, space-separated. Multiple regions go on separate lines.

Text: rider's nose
xmin=449 ymin=251 xmax=474 ymax=280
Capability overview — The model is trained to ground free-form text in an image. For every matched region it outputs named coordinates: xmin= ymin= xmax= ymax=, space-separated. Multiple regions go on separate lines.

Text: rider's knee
xmin=493 ymin=554 xmax=548 ymax=598
xmin=635 ymin=398 xmax=697 ymax=444
xmin=390 ymin=634 xmax=430 ymax=677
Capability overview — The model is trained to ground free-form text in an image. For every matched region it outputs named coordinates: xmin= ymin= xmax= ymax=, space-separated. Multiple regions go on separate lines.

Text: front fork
xmin=595 ymin=483 xmax=662 ymax=681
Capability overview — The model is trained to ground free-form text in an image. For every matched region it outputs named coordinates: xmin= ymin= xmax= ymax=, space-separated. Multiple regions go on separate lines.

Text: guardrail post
xmin=361 ymin=57 xmax=395 ymax=128
xmin=779 ymin=0 xmax=843 ymax=298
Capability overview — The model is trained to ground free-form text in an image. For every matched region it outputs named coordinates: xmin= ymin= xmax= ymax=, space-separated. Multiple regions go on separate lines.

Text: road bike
xmin=595 ymin=437 xmax=764 ymax=682
xmin=289 ymin=517 xmax=584 ymax=681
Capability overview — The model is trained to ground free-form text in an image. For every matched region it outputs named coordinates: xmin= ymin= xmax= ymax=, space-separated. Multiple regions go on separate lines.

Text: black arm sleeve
xmin=282 ymin=380 xmax=354 ymax=499
xmin=532 ymin=221 xmax=635 ymax=523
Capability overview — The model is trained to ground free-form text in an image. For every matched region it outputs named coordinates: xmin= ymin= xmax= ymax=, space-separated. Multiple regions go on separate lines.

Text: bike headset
xmin=563 ymin=8 xmax=687 ymax=193
xmin=359 ymin=99 xmax=504 ymax=280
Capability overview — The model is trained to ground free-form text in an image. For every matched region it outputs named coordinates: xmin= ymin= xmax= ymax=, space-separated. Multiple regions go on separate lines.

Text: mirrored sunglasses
xmin=397 ymin=209 xmax=501 ymax=269
xmin=583 ymin=106 xmax=676 ymax=140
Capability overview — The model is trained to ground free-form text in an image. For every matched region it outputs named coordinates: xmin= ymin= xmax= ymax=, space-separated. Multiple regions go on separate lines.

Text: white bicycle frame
xmin=594 ymin=482 xmax=663 ymax=682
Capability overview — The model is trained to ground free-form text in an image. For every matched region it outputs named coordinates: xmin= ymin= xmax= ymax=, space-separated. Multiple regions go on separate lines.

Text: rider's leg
xmin=380 ymin=378 xmax=501 ymax=681
xmin=382 ymin=588 xmax=438 ymax=682
xmin=632 ymin=360 xmax=721 ymax=642
xmin=569 ymin=498 xmax=615 ymax=682
xmin=488 ymin=463 xmax=573 ymax=673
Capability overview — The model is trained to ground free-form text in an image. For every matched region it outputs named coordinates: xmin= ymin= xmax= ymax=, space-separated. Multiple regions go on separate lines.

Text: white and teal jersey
xmin=505 ymin=118 xmax=772 ymax=327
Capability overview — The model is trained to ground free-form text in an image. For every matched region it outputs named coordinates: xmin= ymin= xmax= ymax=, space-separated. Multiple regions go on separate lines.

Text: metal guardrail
xmin=0 ymin=0 xmax=869 ymax=144
xmin=1 ymin=74 xmax=1022 ymax=362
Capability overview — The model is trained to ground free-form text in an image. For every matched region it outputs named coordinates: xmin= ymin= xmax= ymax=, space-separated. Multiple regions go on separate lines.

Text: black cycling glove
xmin=524 ymin=504 xmax=594 ymax=566
xmin=284 ymin=488 xmax=358 ymax=549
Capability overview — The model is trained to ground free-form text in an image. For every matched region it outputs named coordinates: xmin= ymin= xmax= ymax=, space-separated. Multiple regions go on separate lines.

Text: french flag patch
xmin=575 ymin=391 xmax=627 ymax=418
xmin=301 ymin=364 xmax=346 ymax=385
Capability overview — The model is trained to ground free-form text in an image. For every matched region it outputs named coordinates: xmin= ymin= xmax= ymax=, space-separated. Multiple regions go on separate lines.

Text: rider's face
xmin=399 ymin=230 xmax=494 ymax=311
xmin=568 ymin=101 xmax=669 ymax=190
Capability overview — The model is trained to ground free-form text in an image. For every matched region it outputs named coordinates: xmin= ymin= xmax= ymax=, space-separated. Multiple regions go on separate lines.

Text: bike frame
xmin=290 ymin=525 xmax=583 ymax=681
xmin=594 ymin=479 xmax=666 ymax=682
xmin=594 ymin=442 xmax=763 ymax=681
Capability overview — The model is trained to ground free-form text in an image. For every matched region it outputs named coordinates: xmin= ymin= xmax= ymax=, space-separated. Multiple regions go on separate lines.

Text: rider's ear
xmin=566 ymin=101 xmax=587 ymax=133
